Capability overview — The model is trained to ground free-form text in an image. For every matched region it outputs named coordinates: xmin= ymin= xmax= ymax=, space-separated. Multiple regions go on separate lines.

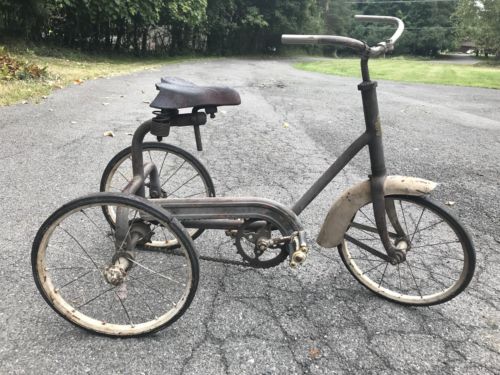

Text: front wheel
xmin=338 ymin=195 xmax=475 ymax=306
xmin=32 ymin=193 xmax=199 ymax=337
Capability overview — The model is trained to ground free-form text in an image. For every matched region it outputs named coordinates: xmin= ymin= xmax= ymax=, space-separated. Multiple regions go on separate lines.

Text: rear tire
xmin=32 ymin=193 xmax=199 ymax=337
xmin=100 ymin=142 xmax=215 ymax=249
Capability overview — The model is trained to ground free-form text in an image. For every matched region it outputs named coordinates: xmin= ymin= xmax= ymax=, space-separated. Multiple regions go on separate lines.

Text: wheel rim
xmin=34 ymin=200 xmax=195 ymax=336
xmin=340 ymin=196 xmax=471 ymax=305
xmin=103 ymin=145 xmax=212 ymax=248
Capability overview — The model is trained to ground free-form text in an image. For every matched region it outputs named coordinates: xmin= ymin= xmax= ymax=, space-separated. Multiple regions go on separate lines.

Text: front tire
xmin=338 ymin=195 xmax=475 ymax=306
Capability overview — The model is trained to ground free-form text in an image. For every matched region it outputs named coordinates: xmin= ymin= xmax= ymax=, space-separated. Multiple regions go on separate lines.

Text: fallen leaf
xmin=308 ymin=347 xmax=321 ymax=360
xmin=445 ymin=201 xmax=455 ymax=206
xmin=103 ymin=131 xmax=115 ymax=137
xmin=74 ymin=79 xmax=84 ymax=85
xmin=282 ymin=122 xmax=289 ymax=129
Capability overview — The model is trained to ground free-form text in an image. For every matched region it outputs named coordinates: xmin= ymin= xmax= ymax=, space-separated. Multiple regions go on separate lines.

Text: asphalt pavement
xmin=0 ymin=58 xmax=499 ymax=374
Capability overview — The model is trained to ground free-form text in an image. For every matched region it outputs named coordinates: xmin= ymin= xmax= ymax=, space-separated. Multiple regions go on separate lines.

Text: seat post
xmin=131 ymin=119 xmax=153 ymax=197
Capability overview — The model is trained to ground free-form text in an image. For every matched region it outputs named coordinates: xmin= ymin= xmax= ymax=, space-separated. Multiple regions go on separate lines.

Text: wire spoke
xmin=180 ymin=191 xmax=207 ymax=198
xmin=46 ymin=266 xmax=92 ymax=271
xmin=117 ymin=210 xmax=139 ymax=253
xmin=80 ymin=209 xmax=115 ymax=245
xmin=59 ymin=226 xmax=101 ymax=271
xmin=76 ymin=285 xmax=118 ymax=309
xmin=129 ymin=281 xmax=157 ymax=319
xmin=58 ymin=269 xmax=95 ymax=290
xmin=406 ymin=262 xmax=457 ymax=281
xmin=158 ymin=152 xmax=169 ymax=176
xmin=410 ymin=250 xmax=464 ymax=261
xmin=132 ymin=263 xmax=187 ymax=280
xmin=127 ymin=274 xmax=176 ymax=305
xmin=127 ymin=258 xmax=182 ymax=285
xmin=411 ymin=219 xmax=445 ymax=238
xmin=113 ymin=290 xmax=134 ymax=326
xmin=161 ymin=160 xmax=186 ymax=188
xmin=362 ymin=261 xmax=386 ymax=275
xmin=397 ymin=264 xmax=402 ymax=290
xmin=410 ymin=208 xmax=426 ymax=242
xmin=406 ymin=260 xmax=423 ymax=298
xmin=46 ymin=246 xmax=100 ymax=264
xmin=358 ymin=208 xmax=376 ymax=227
xmin=379 ymin=262 xmax=389 ymax=287
xmin=399 ymin=200 xmax=410 ymax=236
xmin=117 ymin=170 xmax=130 ymax=183
xmin=411 ymin=240 xmax=461 ymax=250
xmin=167 ymin=173 xmax=200 ymax=197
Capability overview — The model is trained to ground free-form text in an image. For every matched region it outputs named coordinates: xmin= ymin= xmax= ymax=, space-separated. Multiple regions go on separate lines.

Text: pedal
xmin=289 ymin=246 xmax=309 ymax=268
xmin=289 ymin=231 xmax=309 ymax=268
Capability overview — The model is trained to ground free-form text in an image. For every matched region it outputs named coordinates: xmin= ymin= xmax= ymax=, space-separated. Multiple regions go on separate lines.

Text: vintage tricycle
xmin=32 ymin=15 xmax=476 ymax=337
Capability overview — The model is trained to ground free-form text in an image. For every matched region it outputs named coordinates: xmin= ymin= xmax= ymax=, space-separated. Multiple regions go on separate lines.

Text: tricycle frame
xmin=31 ymin=15 xmax=477 ymax=337
xmin=125 ymin=56 xmax=404 ymax=263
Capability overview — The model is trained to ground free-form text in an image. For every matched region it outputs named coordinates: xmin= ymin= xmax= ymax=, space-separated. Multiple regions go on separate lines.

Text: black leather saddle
xmin=150 ymin=77 xmax=241 ymax=110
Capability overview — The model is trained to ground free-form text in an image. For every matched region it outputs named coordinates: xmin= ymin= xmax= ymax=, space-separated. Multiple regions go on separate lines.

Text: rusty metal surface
xmin=317 ymin=176 xmax=438 ymax=248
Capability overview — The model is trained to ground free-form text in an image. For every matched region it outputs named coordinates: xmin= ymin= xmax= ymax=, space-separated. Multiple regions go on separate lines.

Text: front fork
xmin=370 ymin=175 xmax=408 ymax=264
xmin=360 ymin=58 xmax=408 ymax=264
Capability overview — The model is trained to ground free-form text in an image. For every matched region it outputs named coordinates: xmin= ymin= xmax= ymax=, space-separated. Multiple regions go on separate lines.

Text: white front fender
xmin=316 ymin=176 xmax=438 ymax=248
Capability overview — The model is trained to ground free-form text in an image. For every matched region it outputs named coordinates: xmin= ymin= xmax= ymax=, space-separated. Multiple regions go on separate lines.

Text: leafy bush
xmin=0 ymin=47 xmax=47 ymax=80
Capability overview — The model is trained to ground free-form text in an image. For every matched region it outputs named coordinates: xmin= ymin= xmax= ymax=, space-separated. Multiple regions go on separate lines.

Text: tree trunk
xmin=133 ymin=20 xmax=139 ymax=54
xmin=115 ymin=21 xmax=124 ymax=51
xmin=141 ymin=27 xmax=148 ymax=55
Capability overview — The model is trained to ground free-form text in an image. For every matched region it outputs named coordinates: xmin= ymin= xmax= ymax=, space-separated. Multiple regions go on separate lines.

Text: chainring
xmin=234 ymin=219 xmax=289 ymax=268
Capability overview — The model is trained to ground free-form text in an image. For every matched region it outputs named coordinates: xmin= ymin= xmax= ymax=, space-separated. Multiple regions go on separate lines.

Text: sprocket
xmin=234 ymin=219 xmax=289 ymax=268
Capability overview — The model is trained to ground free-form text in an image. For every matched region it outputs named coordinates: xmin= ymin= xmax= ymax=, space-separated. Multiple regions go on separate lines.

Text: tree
xmin=453 ymin=0 xmax=500 ymax=57
xmin=352 ymin=0 xmax=457 ymax=56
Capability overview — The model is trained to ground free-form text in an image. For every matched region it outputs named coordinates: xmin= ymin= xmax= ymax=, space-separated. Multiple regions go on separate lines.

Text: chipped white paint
xmin=316 ymin=175 xmax=438 ymax=248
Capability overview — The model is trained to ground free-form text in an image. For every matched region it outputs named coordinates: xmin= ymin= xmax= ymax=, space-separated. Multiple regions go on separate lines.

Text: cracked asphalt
xmin=1 ymin=58 xmax=499 ymax=374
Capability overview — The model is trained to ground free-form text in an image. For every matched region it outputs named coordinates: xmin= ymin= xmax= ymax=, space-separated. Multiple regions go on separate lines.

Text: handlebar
xmin=282 ymin=15 xmax=405 ymax=57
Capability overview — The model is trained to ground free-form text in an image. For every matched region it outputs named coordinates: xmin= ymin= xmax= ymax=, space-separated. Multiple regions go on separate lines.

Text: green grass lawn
xmin=0 ymin=44 xmax=198 ymax=106
xmin=295 ymin=57 xmax=500 ymax=89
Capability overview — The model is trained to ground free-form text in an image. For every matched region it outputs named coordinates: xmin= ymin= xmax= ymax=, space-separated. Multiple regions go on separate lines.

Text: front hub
xmin=389 ymin=239 xmax=409 ymax=264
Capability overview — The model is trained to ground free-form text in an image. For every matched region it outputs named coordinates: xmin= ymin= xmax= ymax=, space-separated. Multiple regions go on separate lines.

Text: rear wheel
xmin=32 ymin=193 xmax=199 ymax=337
xmin=100 ymin=142 xmax=215 ymax=249
xmin=338 ymin=195 xmax=475 ymax=306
